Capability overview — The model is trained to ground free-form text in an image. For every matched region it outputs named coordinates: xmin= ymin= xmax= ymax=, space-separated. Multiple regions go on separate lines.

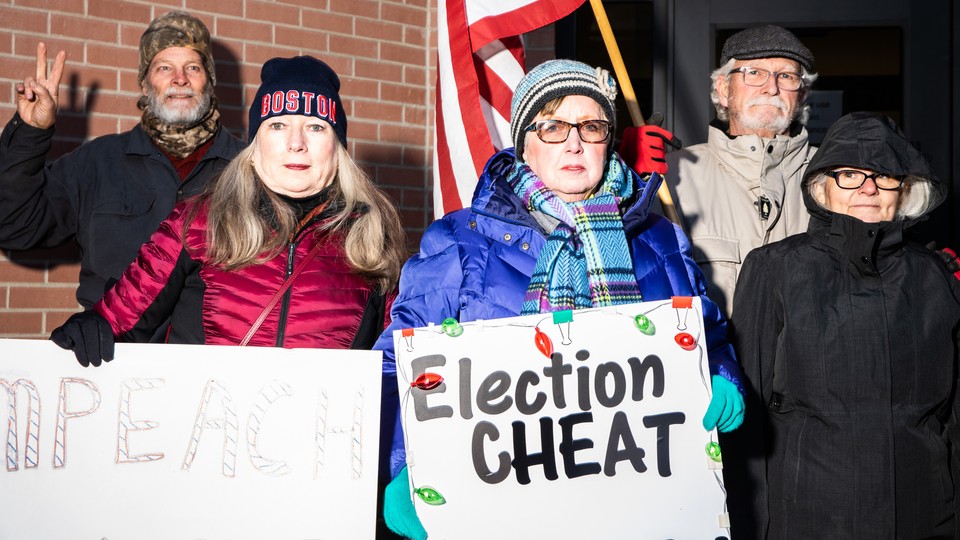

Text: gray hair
xmin=710 ymin=58 xmax=819 ymax=125
xmin=808 ymin=173 xmax=936 ymax=220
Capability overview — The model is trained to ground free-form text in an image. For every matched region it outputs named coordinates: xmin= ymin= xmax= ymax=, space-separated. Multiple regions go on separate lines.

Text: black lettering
xmin=628 ymin=355 xmax=665 ymax=401
xmin=603 ymin=411 xmax=646 ymax=476
xmin=577 ymin=366 xmax=591 ymax=411
xmin=558 ymin=412 xmax=601 ymax=479
xmin=511 ymin=418 xmax=558 ymax=485
xmin=472 ymin=421 xmax=510 ymax=484
xmin=595 ymin=362 xmax=626 ymax=408
xmin=459 ymin=357 xmax=473 ymax=420
xmin=542 ymin=353 xmax=571 ymax=408
xmin=476 ymin=371 xmax=513 ymax=415
xmin=643 ymin=412 xmax=685 ymax=477
xmin=411 ymin=354 xmax=452 ymax=421
xmin=515 ymin=370 xmax=546 ymax=415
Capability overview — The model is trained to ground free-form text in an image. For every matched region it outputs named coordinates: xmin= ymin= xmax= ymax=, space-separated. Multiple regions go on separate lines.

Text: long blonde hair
xmin=199 ymin=141 xmax=407 ymax=290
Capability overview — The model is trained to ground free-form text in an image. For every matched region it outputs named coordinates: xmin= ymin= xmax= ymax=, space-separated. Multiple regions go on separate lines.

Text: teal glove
xmin=702 ymin=375 xmax=745 ymax=432
xmin=384 ymin=466 xmax=428 ymax=540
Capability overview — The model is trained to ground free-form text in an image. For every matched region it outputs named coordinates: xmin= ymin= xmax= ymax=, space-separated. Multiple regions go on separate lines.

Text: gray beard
xmin=736 ymin=96 xmax=795 ymax=136
xmin=739 ymin=113 xmax=792 ymax=136
xmin=145 ymin=87 xmax=212 ymax=126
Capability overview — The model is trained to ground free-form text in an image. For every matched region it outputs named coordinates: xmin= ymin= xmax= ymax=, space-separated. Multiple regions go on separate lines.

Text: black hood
xmin=802 ymin=112 xmax=946 ymax=224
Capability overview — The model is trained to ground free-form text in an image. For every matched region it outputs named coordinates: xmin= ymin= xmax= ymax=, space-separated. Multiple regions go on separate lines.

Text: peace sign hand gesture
xmin=15 ymin=42 xmax=66 ymax=130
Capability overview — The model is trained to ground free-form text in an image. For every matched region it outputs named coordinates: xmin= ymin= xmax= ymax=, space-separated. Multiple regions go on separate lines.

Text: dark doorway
xmin=556 ymin=1 xmax=656 ymax=140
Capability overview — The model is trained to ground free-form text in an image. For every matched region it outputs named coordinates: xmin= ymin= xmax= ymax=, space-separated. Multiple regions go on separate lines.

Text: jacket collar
xmin=706 ymin=121 xmax=812 ymax=191
xmin=472 ymin=148 xmax=659 ymax=236
xmin=125 ymin=122 xmax=238 ymax=162
xmin=710 ymin=118 xmax=805 ymax=138
xmin=808 ymin=209 xmax=906 ymax=272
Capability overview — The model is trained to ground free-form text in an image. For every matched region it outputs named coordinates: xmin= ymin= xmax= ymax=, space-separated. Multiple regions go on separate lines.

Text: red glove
xmin=618 ymin=125 xmax=679 ymax=176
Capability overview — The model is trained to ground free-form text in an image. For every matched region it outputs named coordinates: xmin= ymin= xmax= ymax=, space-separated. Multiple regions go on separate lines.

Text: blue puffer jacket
xmin=376 ymin=148 xmax=742 ymax=477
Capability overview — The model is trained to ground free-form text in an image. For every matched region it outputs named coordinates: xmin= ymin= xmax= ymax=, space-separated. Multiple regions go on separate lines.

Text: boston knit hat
xmin=138 ymin=11 xmax=215 ymax=86
xmin=720 ymin=24 xmax=815 ymax=71
xmin=248 ymin=56 xmax=347 ymax=146
xmin=510 ymin=59 xmax=618 ymax=159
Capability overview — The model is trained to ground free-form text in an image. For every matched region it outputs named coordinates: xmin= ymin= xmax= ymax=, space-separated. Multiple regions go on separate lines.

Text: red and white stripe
xmin=434 ymin=0 xmax=586 ymax=217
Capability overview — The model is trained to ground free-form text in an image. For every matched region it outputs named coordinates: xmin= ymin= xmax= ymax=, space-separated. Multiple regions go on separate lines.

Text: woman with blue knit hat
xmin=377 ymin=59 xmax=746 ymax=539
xmin=51 ymin=55 xmax=407 ymax=360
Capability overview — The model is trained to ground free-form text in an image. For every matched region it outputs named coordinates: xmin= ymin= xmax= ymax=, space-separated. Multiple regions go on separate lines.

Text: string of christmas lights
xmin=396 ymin=297 xmax=725 ymax=511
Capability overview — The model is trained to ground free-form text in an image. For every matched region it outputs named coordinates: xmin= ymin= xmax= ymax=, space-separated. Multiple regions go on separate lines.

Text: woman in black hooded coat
xmin=729 ymin=112 xmax=960 ymax=539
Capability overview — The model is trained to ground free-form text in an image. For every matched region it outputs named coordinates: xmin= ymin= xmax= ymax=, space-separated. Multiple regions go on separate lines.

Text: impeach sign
xmin=394 ymin=298 xmax=730 ymax=539
xmin=0 ymin=340 xmax=381 ymax=539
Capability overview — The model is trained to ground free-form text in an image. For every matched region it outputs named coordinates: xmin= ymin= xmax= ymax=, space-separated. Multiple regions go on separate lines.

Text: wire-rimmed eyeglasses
xmin=823 ymin=169 xmax=904 ymax=191
xmin=523 ymin=119 xmax=611 ymax=144
xmin=728 ymin=67 xmax=804 ymax=91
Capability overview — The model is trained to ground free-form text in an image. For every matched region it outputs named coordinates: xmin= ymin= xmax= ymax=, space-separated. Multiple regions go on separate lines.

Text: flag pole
xmin=587 ymin=0 xmax=681 ymax=226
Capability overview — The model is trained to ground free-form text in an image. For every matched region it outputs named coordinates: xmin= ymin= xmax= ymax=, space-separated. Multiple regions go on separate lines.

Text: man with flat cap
xmin=0 ymin=11 xmax=244 ymax=315
xmin=665 ymin=25 xmax=818 ymax=319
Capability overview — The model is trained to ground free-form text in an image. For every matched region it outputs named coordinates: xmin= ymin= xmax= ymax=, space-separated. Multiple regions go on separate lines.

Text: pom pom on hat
xmin=247 ymin=56 xmax=347 ymax=146
xmin=510 ymin=59 xmax=618 ymax=159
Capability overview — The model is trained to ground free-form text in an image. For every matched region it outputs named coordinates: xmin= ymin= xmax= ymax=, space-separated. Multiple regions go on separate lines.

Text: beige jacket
xmin=664 ymin=123 xmax=815 ymax=318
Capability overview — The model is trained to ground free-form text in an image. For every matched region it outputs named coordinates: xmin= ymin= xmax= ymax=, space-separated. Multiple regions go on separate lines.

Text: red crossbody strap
xmin=240 ymin=239 xmax=326 ymax=346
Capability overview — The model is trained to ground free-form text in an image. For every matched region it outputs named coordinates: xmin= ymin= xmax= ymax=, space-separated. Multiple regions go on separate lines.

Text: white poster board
xmin=394 ymin=298 xmax=729 ymax=539
xmin=0 ymin=339 xmax=382 ymax=540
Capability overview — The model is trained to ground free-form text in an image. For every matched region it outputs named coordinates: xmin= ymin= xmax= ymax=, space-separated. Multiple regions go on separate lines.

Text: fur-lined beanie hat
xmin=720 ymin=24 xmax=815 ymax=71
xmin=138 ymin=11 xmax=215 ymax=86
xmin=248 ymin=56 xmax=347 ymax=146
xmin=510 ymin=59 xmax=618 ymax=159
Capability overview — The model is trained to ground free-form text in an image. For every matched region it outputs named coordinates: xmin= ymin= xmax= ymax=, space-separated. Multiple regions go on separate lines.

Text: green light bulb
xmin=415 ymin=486 xmax=447 ymax=506
xmin=634 ymin=314 xmax=656 ymax=335
xmin=705 ymin=441 xmax=722 ymax=462
xmin=441 ymin=317 xmax=463 ymax=337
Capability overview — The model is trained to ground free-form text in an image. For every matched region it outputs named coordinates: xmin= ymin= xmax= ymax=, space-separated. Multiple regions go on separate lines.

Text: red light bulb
xmin=675 ymin=332 xmax=697 ymax=351
xmin=534 ymin=328 xmax=554 ymax=358
xmin=411 ymin=372 xmax=443 ymax=390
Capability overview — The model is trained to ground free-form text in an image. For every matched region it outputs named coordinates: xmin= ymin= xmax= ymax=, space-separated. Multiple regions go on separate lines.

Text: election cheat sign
xmin=394 ymin=298 xmax=729 ymax=539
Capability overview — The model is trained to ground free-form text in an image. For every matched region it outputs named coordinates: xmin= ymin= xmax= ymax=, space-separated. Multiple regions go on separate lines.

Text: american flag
xmin=434 ymin=0 xmax=586 ymax=217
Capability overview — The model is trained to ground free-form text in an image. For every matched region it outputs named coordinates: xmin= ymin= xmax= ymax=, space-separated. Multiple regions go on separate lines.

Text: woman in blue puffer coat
xmin=378 ymin=59 xmax=746 ymax=539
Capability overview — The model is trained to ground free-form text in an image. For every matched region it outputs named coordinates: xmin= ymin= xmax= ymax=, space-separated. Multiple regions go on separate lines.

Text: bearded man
xmin=0 ymin=11 xmax=244 ymax=311
xmin=665 ymin=25 xmax=818 ymax=318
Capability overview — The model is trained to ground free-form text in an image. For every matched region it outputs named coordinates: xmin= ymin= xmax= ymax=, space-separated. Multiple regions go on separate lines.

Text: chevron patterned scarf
xmin=510 ymin=155 xmax=642 ymax=315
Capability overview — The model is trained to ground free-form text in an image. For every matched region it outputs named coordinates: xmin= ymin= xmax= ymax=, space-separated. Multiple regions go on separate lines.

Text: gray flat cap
xmin=720 ymin=24 xmax=814 ymax=71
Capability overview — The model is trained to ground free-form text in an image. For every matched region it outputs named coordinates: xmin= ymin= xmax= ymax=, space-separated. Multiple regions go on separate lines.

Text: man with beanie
xmin=664 ymin=24 xmax=818 ymax=319
xmin=0 ymin=10 xmax=244 ymax=314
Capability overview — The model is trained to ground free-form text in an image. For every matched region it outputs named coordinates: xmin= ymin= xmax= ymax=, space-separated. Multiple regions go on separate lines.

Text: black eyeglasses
xmin=728 ymin=67 xmax=804 ymax=91
xmin=523 ymin=119 xmax=611 ymax=144
xmin=824 ymin=169 xmax=903 ymax=190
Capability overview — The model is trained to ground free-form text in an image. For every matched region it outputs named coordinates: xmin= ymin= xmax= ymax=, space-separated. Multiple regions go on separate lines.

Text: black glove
xmin=50 ymin=310 xmax=115 ymax=367
xmin=937 ymin=247 xmax=960 ymax=278
xmin=926 ymin=242 xmax=960 ymax=281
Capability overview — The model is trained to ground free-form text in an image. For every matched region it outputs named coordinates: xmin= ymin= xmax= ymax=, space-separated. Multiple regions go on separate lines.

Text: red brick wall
xmin=0 ymin=2 xmax=555 ymax=339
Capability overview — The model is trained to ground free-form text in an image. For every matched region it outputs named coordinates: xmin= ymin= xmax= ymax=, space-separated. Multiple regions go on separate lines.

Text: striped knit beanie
xmin=510 ymin=59 xmax=618 ymax=159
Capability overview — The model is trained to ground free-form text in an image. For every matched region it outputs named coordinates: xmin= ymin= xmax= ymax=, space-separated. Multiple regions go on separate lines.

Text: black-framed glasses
xmin=824 ymin=169 xmax=904 ymax=190
xmin=523 ymin=119 xmax=611 ymax=144
xmin=728 ymin=67 xmax=804 ymax=91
